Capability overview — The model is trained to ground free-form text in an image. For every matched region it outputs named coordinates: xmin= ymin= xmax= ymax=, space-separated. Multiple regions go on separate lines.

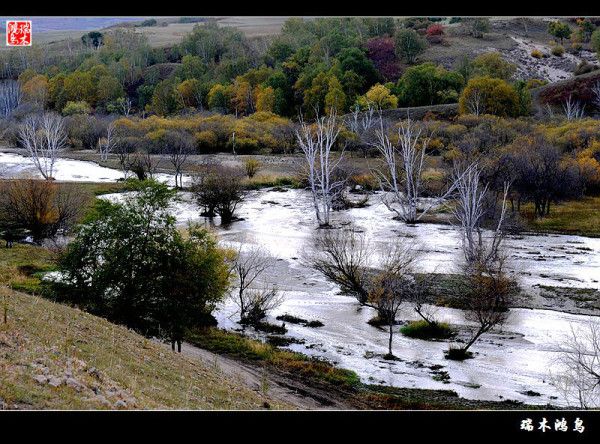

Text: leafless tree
xmin=551 ymin=322 xmax=600 ymax=409
xmin=113 ymin=136 xmax=135 ymax=179
xmin=562 ymin=94 xmax=585 ymax=120
xmin=18 ymin=113 xmax=67 ymax=180
xmin=372 ymin=114 xmax=462 ymax=223
xmin=307 ymin=228 xmax=372 ymax=305
xmin=0 ymin=179 xmax=85 ymax=243
xmin=98 ymin=121 xmax=116 ymax=161
xmin=347 ymin=103 xmax=378 ymax=157
xmin=591 ymin=81 xmax=600 ymax=111
xmin=119 ymin=97 xmax=132 ymax=116
xmin=229 ymin=244 xmax=281 ymax=324
xmin=367 ymin=240 xmax=420 ymax=358
xmin=443 ymin=161 xmax=515 ymax=359
xmin=128 ymin=149 xmax=163 ymax=181
xmin=164 ymin=130 xmax=194 ymax=188
xmin=296 ymin=109 xmax=346 ymax=226
xmin=307 ymin=226 xmax=426 ymax=354
xmin=0 ymin=80 xmax=22 ymax=119
xmin=346 ymin=102 xmax=376 ymax=134
xmin=453 ymin=162 xmax=510 ymax=266
xmin=449 ymin=252 xmax=513 ymax=360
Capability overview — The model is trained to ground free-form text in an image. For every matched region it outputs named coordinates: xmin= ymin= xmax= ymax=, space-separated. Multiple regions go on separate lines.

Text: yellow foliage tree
xmin=358 ymin=83 xmax=398 ymax=110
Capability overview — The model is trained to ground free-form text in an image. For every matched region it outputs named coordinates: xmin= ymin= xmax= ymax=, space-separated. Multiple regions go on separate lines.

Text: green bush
xmin=62 ymin=100 xmax=91 ymax=116
xmin=400 ymin=320 xmax=455 ymax=340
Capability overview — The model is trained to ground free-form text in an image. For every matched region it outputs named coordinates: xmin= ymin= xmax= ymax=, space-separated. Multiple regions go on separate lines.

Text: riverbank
xmin=3 ymin=148 xmax=600 ymax=237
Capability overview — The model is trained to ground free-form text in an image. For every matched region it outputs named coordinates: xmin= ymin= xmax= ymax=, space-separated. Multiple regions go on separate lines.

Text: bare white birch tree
xmin=346 ymin=102 xmax=376 ymax=134
xmin=296 ymin=109 xmax=346 ymax=226
xmin=18 ymin=113 xmax=67 ymax=180
xmin=0 ymin=80 xmax=22 ymax=119
xmin=452 ymin=162 xmax=509 ymax=267
xmin=98 ymin=121 xmax=116 ymax=161
xmin=563 ymin=94 xmax=585 ymax=120
xmin=118 ymin=97 xmax=132 ymax=116
xmin=446 ymin=163 xmax=514 ymax=360
xmin=371 ymin=114 xmax=459 ymax=223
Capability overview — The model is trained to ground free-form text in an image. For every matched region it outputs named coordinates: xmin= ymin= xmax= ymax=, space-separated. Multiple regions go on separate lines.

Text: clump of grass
xmin=266 ymin=335 xmax=304 ymax=347
xmin=400 ymin=320 xmax=455 ymax=340
xmin=188 ymin=328 xmax=360 ymax=388
xmin=243 ymin=175 xmax=301 ymax=190
xmin=531 ymin=49 xmax=544 ymax=58
xmin=252 ymin=321 xmax=287 ymax=335
xmin=305 ymin=320 xmax=324 ymax=328
xmin=551 ymin=45 xmax=564 ymax=56
xmin=444 ymin=346 xmax=473 ymax=361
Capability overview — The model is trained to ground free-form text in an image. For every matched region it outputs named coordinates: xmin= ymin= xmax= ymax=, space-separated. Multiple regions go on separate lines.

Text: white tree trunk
xmin=296 ymin=110 xmax=345 ymax=226
xmin=18 ymin=112 xmax=67 ymax=180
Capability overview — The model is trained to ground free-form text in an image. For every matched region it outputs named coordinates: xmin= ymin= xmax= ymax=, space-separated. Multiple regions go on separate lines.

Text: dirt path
xmin=167 ymin=341 xmax=356 ymax=410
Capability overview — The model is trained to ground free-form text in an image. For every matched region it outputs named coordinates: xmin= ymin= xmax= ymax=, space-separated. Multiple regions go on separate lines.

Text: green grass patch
xmin=400 ymin=320 xmax=455 ymax=340
xmin=0 ymin=244 xmax=57 ymax=294
xmin=187 ymin=327 xmax=360 ymax=388
xmin=521 ymin=197 xmax=600 ymax=237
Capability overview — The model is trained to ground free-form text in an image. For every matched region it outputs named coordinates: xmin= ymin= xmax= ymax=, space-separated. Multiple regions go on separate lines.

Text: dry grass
xmin=0 ymin=288 xmax=289 ymax=410
xmin=521 ymin=197 xmax=600 ymax=237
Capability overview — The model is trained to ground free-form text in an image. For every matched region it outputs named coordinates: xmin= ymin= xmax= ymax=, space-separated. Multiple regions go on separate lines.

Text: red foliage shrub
xmin=426 ymin=24 xmax=444 ymax=36
xmin=365 ymin=37 xmax=403 ymax=82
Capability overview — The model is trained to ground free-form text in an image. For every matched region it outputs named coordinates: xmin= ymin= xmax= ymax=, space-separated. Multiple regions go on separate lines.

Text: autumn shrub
xmin=531 ymin=49 xmax=544 ymax=59
xmin=458 ymin=76 xmax=522 ymax=117
xmin=0 ymin=180 xmax=85 ymax=243
xmin=349 ymin=173 xmax=378 ymax=191
xmin=426 ymin=24 xmax=444 ymax=36
xmin=551 ymin=45 xmax=565 ymax=56
xmin=244 ymin=158 xmax=262 ymax=178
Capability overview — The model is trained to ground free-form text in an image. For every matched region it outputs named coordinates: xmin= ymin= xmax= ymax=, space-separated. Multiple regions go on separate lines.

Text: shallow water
xmin=4 ymin=152 xmax=599 ymax=406
xmin=0 ymin=152 xmax=192 ymax=186
xmin=102 ymin=188 xmax=600 ymax=407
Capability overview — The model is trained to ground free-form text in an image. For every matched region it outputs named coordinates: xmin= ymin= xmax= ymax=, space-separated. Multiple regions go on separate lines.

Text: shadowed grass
xmin=187 ymin=327 xmax=361 ymax=388
xmin=521 ymin=197 xmax=600 ymax=237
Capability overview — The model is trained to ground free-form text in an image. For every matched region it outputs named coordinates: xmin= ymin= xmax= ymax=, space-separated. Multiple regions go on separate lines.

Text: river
xmin=3 ymin=152 xmax=600 ymax=407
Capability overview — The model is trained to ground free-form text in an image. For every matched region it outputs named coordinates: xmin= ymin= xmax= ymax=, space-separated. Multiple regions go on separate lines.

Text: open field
xmin=521 ymin=197 xmax=600 ymax=237
xmin=0 ymin=16 xmax=288 ymax=49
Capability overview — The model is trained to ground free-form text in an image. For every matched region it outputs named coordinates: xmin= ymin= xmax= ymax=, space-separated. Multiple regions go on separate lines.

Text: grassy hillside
xmin=0 ymin=288 xmax=289 ymax=410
